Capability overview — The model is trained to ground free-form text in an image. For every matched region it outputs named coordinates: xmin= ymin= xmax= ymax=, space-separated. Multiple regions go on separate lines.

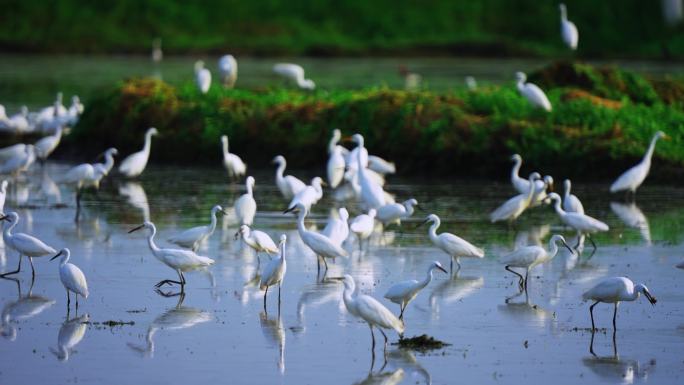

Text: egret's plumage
xmin=119 ymin=127 xmax=158 ymax=178
xmin=384 ymin=261 xmax=447 ymax=319
xmin=563 ymin=179 xmax=584 ymax=214
xmin=350 ymin=209 xmax=376 ymax=246
xmin=51 ymin=248 xmax=89 ymax=310
xmin=273 ymin=63 xmax=315 ymax=90
xmin=491 ymin=172 xmax=540 ymax=223
xmin=559 ymin=3 xmax=579 ymax=50
xmin=321 ymin=207 xmax=350 ymax=247
xmin=194 ymin=60 xmax=212 ymax=94
xmin=352 ymin=134 xmax=387 ymax=209
xmin=610 ymin=131 xmax=667 ymax=194
xmin=516 ymin=72 xmax=552 ymax=112
xmin=376 ymin=198 xmax=418 ymax=225
xmin=272 ymin=155 xmax=306 ymax=200
xmin=218 ymin=55 xmax=238 ymax=88
xmin=292 ymin=203 xmax=347 ymax=273
xmin=548 ymin=193 xmax=609 ymax=234
xmin=500 ymin=234 xmax=572 ymax=289
xmin=235 ymin=176 xmax=257 ymax=226
xmin=582 ymin=277 xmax=657 ymax=330
xmin=236 ymin=224 xmax=279 ymax=257
xmin=34 ymin=126 xmax=63 ymax=162
xmin=285 ymin=177 xmax=324 ymax=213
xmin=0 ymin=212 xmax=56 ymax=278
xmin=221 ymin=135 xmax=246 ymax=180
xmin=259 ymin=235 xmax=288 ymax=311
xmin=168 ymin=205 xmax=226 ymax=251
xmin=423 ymin=213 xmax=484 ymax=272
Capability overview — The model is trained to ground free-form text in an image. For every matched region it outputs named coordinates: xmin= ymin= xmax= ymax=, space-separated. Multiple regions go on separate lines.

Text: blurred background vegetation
xmin=1 ymin=0 xmax=683 ymax=58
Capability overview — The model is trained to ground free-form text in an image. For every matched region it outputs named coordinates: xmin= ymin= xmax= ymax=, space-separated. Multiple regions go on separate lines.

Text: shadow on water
xmin=610 ymin=202 xmax=651 ymax=245
xmin=295 ymin=278 xmax=342 ymax=336
xmin=584 ymin=330 xmax=656 ymax=384
xmin=50 ymin=313 xmax=89 ymax=361
xmin=1 ymin=278 xmax=55 ymax=341
xmin=259 ymin=311 xmax=285 ymax=374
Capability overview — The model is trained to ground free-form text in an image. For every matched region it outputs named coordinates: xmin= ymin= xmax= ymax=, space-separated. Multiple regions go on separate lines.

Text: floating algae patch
xmin=393 ymin=334 xmax=451 ymax=351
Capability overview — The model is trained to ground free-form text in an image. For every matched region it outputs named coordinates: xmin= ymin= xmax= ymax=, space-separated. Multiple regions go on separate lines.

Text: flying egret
xmin=218 ymin=55 xmax=238 ymax=88
xmin=547 ymin=192 xmax=609 ymax=254
xmin=342 ymin=274 xmax=405 ymax=351
xmin=34 ymin=126 xmax=63 ymax=163
xmin=0 ymin=180 xmax=7 ymax=212
xmin=490 ymin=172 xmax=541 ymax=223
xmin=119 ymin=127 xmax=158 ymax=178
xmin=559 ymin=3 xmax=579 ymax=50
xmin=421 ymin=214 xmax=484 ymax=272
xmin=610 ymin=131 xmax=668 ymax=198
xmin=129 ymin=221 xmax=215 ymax=291
xmin=284 ymin=177 xmax=325 ymax=214
xmin=168 ymin=205 xmax=227 ymax=252
xmin=291 ymin=203 xmax=347 ymax=274
xmin=376 ymin=198 xmax=418 ymax=226
xmin=516 ymin=72 xmax=552 ymax=112
xmin=500 ymin=234 xmax=573 ymax=290
xmin=235 ymin=176 xmax=257 ymax=226
xmin=194 ymin=60 xmax=211 ymax=94
xmin=384 ymin=261 xmax=447 ymax=320
xmin=272 ymin=155 xmax=306 ymax=200
xmin=582 ymin=277 xmax=657 ymax=331
xmin=273 ymin=63 xmax=315 ymax=90
xmin=235 ymin=225 xmax=278 ymax=262
xmin=321 ymin=207 xmax=350 ymax=247
xmin=260 ymin=234 xmax=287 ymax=312
xmin=220 ymin=135 xmax=246 ymax=181
xmin=350 ymin=209 xmax=376 ymax=250
xmin=0 ymin=212 xmax=56 ymax=278
xmin=50 ymin=248 xmax=88 ymax=311
xmin=563 ymin=179 xmax=585 ymax=214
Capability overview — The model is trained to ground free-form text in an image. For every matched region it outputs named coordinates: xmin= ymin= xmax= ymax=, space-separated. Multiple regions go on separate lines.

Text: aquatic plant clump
xmin=392 ymin=334 xmax=451 ymax=351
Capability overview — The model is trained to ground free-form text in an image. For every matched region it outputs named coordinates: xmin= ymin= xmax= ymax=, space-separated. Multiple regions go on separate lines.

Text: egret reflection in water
xmin=610 ymin=202 xmax=651 ymax=245
xmin=352 ymin=367 xmax=404 ymax=385
xmin=118 ymin=182 xmax=150 ymax=222
xmin=584 ymin=331 xmax=656 ymax=384
xmin=50 ymin=313 xmax=89 ymax=361
xmin=429 ymin=272 xmax=484 ymax=315
xmin=1 ymin=278 xmax=55 ymax=340
xmin=259 ymin=312 xmax=285 ymax=374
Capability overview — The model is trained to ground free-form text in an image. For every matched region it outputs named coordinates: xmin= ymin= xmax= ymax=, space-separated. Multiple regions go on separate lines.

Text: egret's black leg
xmin=612 ymin=302 xmax=619 ymax=331
xmin=263 ymin=286 xmax=269 ymax=313
xmin=0 ymin=254 xmax=22 ymax=277
xmin=29 ymin=257 xmax=35 ymax=279
xmin=369 ymin=324 xmax=376 ymax=350
xmin=505 ymin=266 xmax=524 ymax=288
xmin=378 ymin=328 xmax=389 ymax=352
xmin=589 ymin=301 xmax=599 ymax=331
xmin=589 ymin=328 xmax=597 ymax=357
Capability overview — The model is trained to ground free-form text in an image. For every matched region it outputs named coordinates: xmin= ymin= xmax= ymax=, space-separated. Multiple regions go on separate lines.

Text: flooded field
xmin=0 ymin=164 xmax=682 ymax=384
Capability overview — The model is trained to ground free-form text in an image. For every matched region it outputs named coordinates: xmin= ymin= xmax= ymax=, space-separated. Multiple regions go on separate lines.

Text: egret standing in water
xmin=168 ymin=205 xmax=227 ymax=252
xmin=559 ymin=3 xmax=579 ymax=50
xmin=582 ymin=277 xmax=657 ymax=331
xmin=563 ymin=179 xmax=584 ymax=214
xmin=350 ymin=209 xmax=376 ymax=251
xmin=284 ymin=177 xmax=325 ymax=214
xmin=119 ymin=127 xmax=158 ymax=178
xmin=0 ymin=212 xmax=56 ymax=278
xmin=51 ymin=248 xmax=88 ymax=312
xmin=610 ymin=131 xmax=668 ymax=199
xmin=34 ymin=126 xmax=63 ymax=164
xmin=272 ymin=155 xmax=306 ymax=200
xmin=500 ymin=234 xmax=573 ymax=290
xmin=260 ymin=235 xmax=287 ymax=312
xmin=291 ymin=203 xmax=347 ymax=274
xmin=384 ymin=261 xmax=447 ymax=320
xmin=376 ymin=198 xmax=418 ymax=226
xmin=547 ymin=192 xmax=609 ymax=254
xmin=220 ymin=135 xmax=246 ymax=181
xmin=235 ymin=176 xmax=257 ymax=226
xmin=490 ymin=173 xmax=540 ymax=223
xmin=321 ymin=207 xmax=350 ymax=248
xmin=421 ymin=214 xmax=484 ymax=273
xmin=129 ymin=222 xmax=215 ymax=291
xmin=515 ymin=72 xmax=552 ymax=112
xmin=235 ymin=225 xmax=278 ymax=263
xmin=343 ymin=274 xmax=405 ymax=352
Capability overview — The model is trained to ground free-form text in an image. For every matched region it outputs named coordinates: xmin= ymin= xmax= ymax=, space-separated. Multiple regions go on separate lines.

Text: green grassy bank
xmin=66 ymin=61 xmax=684 ymax=181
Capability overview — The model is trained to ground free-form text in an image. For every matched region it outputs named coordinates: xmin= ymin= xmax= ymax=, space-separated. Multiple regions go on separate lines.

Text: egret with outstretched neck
xmin=582 ymin=277 xmax=657 ymax=331
xmin=51 ymin=248 xmax=88 ymax=311
xmin=168 ymin=205 xmax=227 ymax=252
xmin=0 ymin=212 xmax=56 ymax=278
xmin=221 ymin=136 xmax=246 ymax=180
xmin=421 ymin=214 xmax=484 ymax=272
xmin=235 ymin=225 xmax=278 ymax=263
xmin=273 ymin=63 xmax=315 ymax=90
xmin=291 ymin=203 xmax=347 ymax=275
xmin=490 ymin=172 xmax=540 ymax=223
xmin=119 ymin=127 xmax=158 ymax=178
xmin=272 ymin=155 xmax=306 ymax=200
xmin=547 ymin=192 xmax=609 ymax=254
xmin=610 ymin=131 xmax=668 ymax=198
xmin=260 ymin=235 xmax=288 ymax=312
xmin=384 ymin=261 xmax=447 ymax=319
xmin=559 ymin=3 xmax=579 ymax=50
xmin=500 ymin=234 xmax=573 ymax=290
xmin=563 ymin=179 xmax=584 ymax=214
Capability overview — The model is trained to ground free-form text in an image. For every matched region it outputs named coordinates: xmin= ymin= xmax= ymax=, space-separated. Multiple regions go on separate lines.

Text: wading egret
xmin=194 ymin=60 xmax=211 ymax=94
xmin=235 ymin=225 xmax=278 ymax=262
xmin=490 ymin=172 xmax=540 ymax=223
xmin=273 ymin=63 xmax=315 ymax=90
xmin=272 ymin=155 xmax=306 ymax=200
xmin=128 ymin=222 xmax=215 ymax=291
xmin=291 ymin=203 xmax=347 ymax=274
xmin=582 ymin=277 xmax=657 ymax=330
xmin=284 ymin=177 xmax=325 ymax=214
xmin=51 ymin=248 xmax=88 ymax=311
xmin=0 ymin=212 xmax=56 ymax=278
xmin=168 ymin=205 xmax=227 ymax=252
xmin=0 ymin=143 xmax=26 ymax=163
xmin=0 ymin=144 xmax=35 ymax=176
xmin=421 ymin=213 xmax=484 ymax=272
xmin=547 ymin=192 xmax=609 ymax=253
xmin=235 ymin=176 xmax=257 ymax=226
xmin=350 ymin=209 xmax=376 ymax=250
xmin=376 ymin=198 xmax=418 ymax=225
xmin=321 ymin=207 xmax=350 ymax=247
xmin=559 ymin=3 xmax=579 ymax=50
xmin=94 ymin=147 xmax=118 ymax=175
xmin=563 ymin=179 xmax=584 ymax=214
xmin=351 ymin=134 xmax=386 ymax=209
xmin=500 ymin=234 xmax=573 ymax=290
xmin=61 ymin=163 xmax=108 ymax=208
xmin=119 ymin=127 xmax=158 ymax=178
xmin=34 ymin=126 xmax=63 ymax=163
xmin=368 ymin=155 xmax=396 ymax=175
xmin=221 ymin=135 xmax=246 ymax=180
xmin=516 ymin=72 xmax=552 ymax=112
xmin=260 ymin=234 xmax=287 ymax=312
xmin=510 ymin=155 xmax=548 ymax=198
xmin=218 ymin=55 xmax=238 ymax=88
xmin=610 ymin=131 xmax=668 ymax=197
xmin=327 ymin=144 xmax=346 ymax=188
xmin=384 ymin=261 xmax=447 ymax=319
xmin=342 ymin=274 xmax=405 ymax=351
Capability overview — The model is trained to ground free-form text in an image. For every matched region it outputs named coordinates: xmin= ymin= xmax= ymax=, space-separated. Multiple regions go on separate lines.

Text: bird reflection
xmin=514 ymin=224 xmax=551 ymax=249
xmin=50 ymin=313 xmax=89 ymax=361
xmin=498 ymin=290 xmax=551 ymax=322
xmin=259 ymin=312 xmax=285 ymax=374
xmin=295 ymin=278 xmax=343 ymax=334
xmin=584 ymin=331 xmax=655 ymax=384
xmin=1 ymin=278 xmax=55 ymax=340
xmin=429 ymin=272 xmax=483 ymax=314
xmin=386 ymin=349 xmax=430 ymax=385
xmin=39 ymin=167 xmax=62 ymax=205
xmin=352 ymin=367 xmax=404 ymax=385
xmin=128 ymin=295 xmax=212 ymax=358
xmin=119 ymin=182 xmax=150 ymax=222
xmin=610 ymin=202 xmax=651 ymax=245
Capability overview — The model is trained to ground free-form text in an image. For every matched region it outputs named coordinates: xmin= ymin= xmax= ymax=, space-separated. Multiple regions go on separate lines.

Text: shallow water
xmin=0 ymin=164 xmax=682 ymax=384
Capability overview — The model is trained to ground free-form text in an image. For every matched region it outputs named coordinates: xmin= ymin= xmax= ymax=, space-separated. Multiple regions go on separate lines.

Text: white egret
xmin=548 ymin=192 xmax=609 ymax=253
xmin=218 ymin=55 xmax=238 ymax=88
xmin=0 ymin=180 xmax=7 ymax=212
xmin=368 ymin=155 xmax=396 ymax=175
xmin=582 ymin=277 xmax=657 ymax=330
xmin=350 ymin=209 xmax=376 ymax=250
xmin=7 ymin=106 xmax=30 ymax=133
xmin=610 ymin=131 xmax=668 ymax=197
xmin=168 ymin=205 xmax=227 ymax=251
xmin=292 ymin=203 xmax=347 ymax=274
xmin=118 ymin=127 xmax=158 ymax=178
xmin=0 ymin=143 xmax=26 ymax=163
xmin=50 ymin=248 xmax=89 ymax=311
xmin=94 ymin=147 xmax=118 ymax=175
xmin=34 ymin=126 xmax=63 ymax=163
xmin=384 ymin=261 xmax=447 ymax=320
xmin=61 ymin=162 xmax=108 ymax=208
xmin=272 ymin=155 xmax=306 ymax=199
xmin=151 ymin=38 xmax=163 ymax=62
xmin=342 ymin=274 xmax=405 ymax=351
xmin=51 ymin=314 xmax=89 ymax=361
xmin=128 ymin=221 xmax=215 ymax=290
xmin=327 ymin=143 xmax=346 ymax=188
xmin=376 ymin=198 xmax=418 ymax=226
xmin=559 ymin=3 xmax=579 ymax=50
xmin=399 ymin=65 xmax=422 ymax=90
xmin=235 ymin=176 xmax=257 ymax=226
xmin=235 ymin=224 xmax=279 ymax=261
xmin=421 ymin=213 xmax=484 ymax=272
xmin=351 ymin=134 xmax=387 ymax=209
xmin=65 ymin=96 xmax=84 ymax=127
xmin=563 ymin=179 xmax=584 ymax=214
xmin=260 ymin=234 xmax=287 ymax=312
xmin=194 ymin=60 xmax=211 ymax=94
xmin=500 ymin=234 xmax=573 ymax=290
xmin=321 ymin=207 xmax=350 ymax=247
xmin=220 ymin=135 xmax=246 ymax=180
xmin=516 ymin=72 xmax=552 ymax=112
xmin=273 ymin=63 xmax=315 ymax=90
xmin=465 ymin=76 xmax=478 ymax=90
xmin=510 ymin=154 xmax=554 ymax=206
xmin=0 ymin=144 xmax=35 ymax=176
xmin=490 ymin=172 xmax=540 ymax=223
xmin=284 ymin=177 xmax=325 ymax=214
xmin=0 ymin=212 xmax=56 ymax=278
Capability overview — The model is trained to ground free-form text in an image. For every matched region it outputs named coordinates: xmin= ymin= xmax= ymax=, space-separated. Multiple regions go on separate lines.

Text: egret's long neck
xmin=222 ymin=139 xmax=229 ymax=157
xmin=296 ymin=211 xmax=308 ymax=235
xmin=511 ymin=158 xmax=522 ymax=182
xmin=279 ymin=242 xmax=286 ymax=261
xmin=405 ymin=203 xmax=415 ymax=217
xmin=3 ymin=220 xmax=16 ymax=239
xmin=564 ymin=183 xmax=571 ymax=201
xmin=276 ymin=161 xmax=285 ymax=179
xmin=147 ymin=227 xmax=161 ymax=254
xmin=208 ymin=210 xmax=218 ymax=233
xmin=328 ymin=133 xmax=339 ymax=154
xmin=143 ymin=132 xmax=153 ymax=155
xmin=428 ymin=220 xmax=440 ymax=244
xmin=246 ymin=181 xmax=253 ymax=196
xmin=104 ymin=152 xmax=115 ymax=172
xmin=516 ymin=78 xmax=525 ymax=92
xmin=629 ymin=287 xmax=641 ymax=301
xmin=60 ymin=253 xmax=70 ymax=266
xmin=560 ymin=7 xmax=567 ymax=21
xmin=642 ymin=135 xmax=660 ymax=165
xmin=241 ymin=230 xmax=258 ymax=249
xmin=419 ymin=267 xmax=434 ymax=289
xmin=552 ymin=197 xmax=565 ymax=216
xmin=547 ymin=239 xmax=561 ymax=259
xmin=524 ymin=178 xmax=537 ymax=205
